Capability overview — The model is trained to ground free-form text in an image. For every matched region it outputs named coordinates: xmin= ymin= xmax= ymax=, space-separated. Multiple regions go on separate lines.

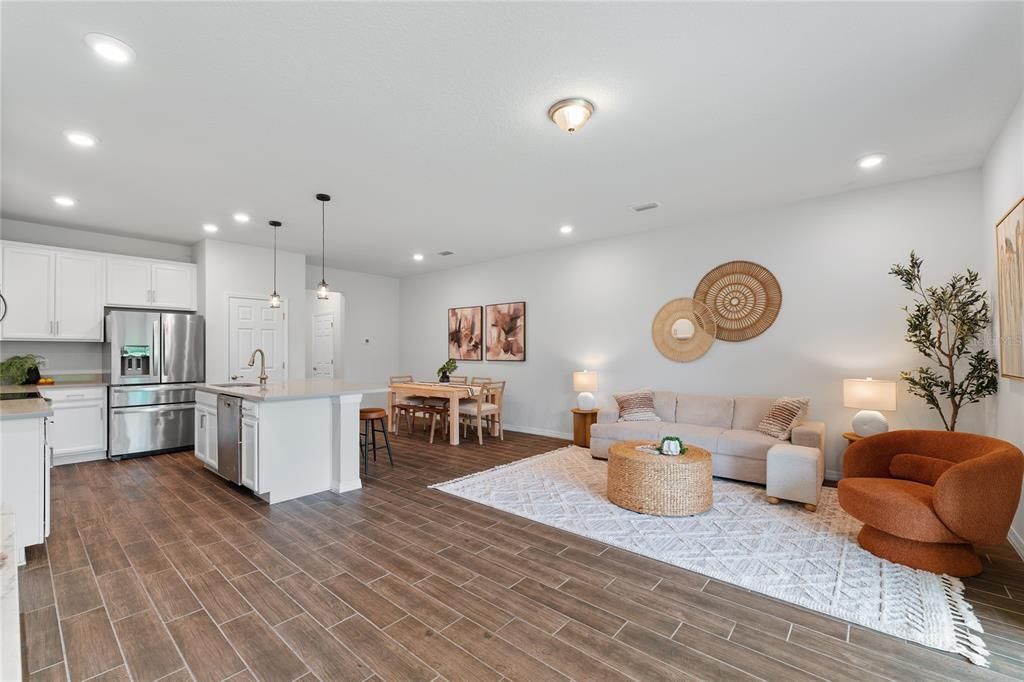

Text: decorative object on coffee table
xmin=996 ymin=197 xmax=1024 ymax=379
xmin=485 ymin=302 xmax=526 ymax=361
xmin=651 ymin=297 xmax=716 ymax=361
xmin=436 ymin=358 xmax=457 ymax=383
xmin=607 ymin=440 xmax=712 ymax=516
xmin=694 ymin=260 xmax=782 ymax=341
xmin=572 ymin=370 xmax=598 ymax=409
xmin=448 ymin=306 xmax=483 ymax=360
xmin=842 ymin=377 xmax=897 ymax=436
xmin=570 ymin=408 xmax=599 ymax=449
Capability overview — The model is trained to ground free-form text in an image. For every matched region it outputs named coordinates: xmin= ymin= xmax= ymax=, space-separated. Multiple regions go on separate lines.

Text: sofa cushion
xmin=653 ymin=391 xmax=677 ymax=421
xmin=676 ymin=394 xmax=734 ymax=429
xmin=756 ymin=397 xmax=809 ymax=439
xmin=614 ymin=389 xmax=660 ymax=422
xmin=837 ymin=478 xmax=963 ymax=544
xmin=659 ymin=423 xmax=724 ymax=452
xmin=732 ymin=396 xmax=776 ymax=431
xmin=716 ymin=429 xmax=780 ymax=461
xmin=591 ymin=420 xmax=663 ymax=442
xmin=889 ymin=453 xmax=954 ymax=487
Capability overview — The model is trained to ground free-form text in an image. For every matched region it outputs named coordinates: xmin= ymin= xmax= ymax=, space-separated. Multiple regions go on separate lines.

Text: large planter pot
xmin=438 ymin=372 xmax=450 ymax=383
xmin=22 ymin=366 xmax=41 ymax=385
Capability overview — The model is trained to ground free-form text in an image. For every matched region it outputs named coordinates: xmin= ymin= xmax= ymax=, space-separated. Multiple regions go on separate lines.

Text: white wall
xmin=0 ymin=219 xmax=194 ymax=371
xmin=196 ymin=239 xmax=307 ymax=383
xmin=304 ymin=265 xmax=400 ymax=386
xmin=399 ymin=170 xmax=987 ymax=478
xmin=982 ymin=89 xmax=1024 ymax=551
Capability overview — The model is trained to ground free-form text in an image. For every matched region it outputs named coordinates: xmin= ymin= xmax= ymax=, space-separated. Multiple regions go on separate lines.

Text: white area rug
xmin=431 ymin=446 xmax=990 ymax=666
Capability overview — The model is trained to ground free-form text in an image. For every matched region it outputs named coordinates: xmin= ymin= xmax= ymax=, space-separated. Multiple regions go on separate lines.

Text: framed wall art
xmin=485 ymin=301 xmax=526 ymax=361
xmin=996 ymin=196 xmax=1024 ymax=379
xmin=447 ymin=306 xmax=483 ymax=361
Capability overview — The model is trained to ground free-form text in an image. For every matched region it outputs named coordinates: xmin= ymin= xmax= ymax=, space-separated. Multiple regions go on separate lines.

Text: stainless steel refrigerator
xmin=104 ymin=310 xmax=205 ymax=459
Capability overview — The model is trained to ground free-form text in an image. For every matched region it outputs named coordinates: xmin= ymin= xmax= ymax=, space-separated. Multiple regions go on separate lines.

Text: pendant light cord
xmin=273 ymin=224 xmax=277 ymax=292
xmin=321 ymin=200 xmax=326 ymax=281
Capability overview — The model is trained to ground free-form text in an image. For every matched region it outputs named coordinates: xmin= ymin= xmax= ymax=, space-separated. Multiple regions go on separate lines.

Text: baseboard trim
xmin=54 ymin=451 xmax=107 ymax=466
xmin=1008 ymin=524 xmax=1024 ymax=561
xmin=504 ymin=424 xmax=573 ymax=440
xmin=826 ymin=469 xmax=843 ymax=482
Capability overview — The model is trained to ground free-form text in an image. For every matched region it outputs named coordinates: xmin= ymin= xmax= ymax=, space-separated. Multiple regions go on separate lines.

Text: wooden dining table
xmin=387 ymin=382 xmax=484 ymax=445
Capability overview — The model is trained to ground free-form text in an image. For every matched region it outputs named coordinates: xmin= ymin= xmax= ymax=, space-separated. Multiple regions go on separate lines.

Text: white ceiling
xmin=2 ymin=2 xmax=1021 ymax=277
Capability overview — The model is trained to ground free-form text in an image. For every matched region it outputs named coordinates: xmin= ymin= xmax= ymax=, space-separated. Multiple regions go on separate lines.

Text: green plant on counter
xmin=0 ymin=354 xmax=42 ymax=385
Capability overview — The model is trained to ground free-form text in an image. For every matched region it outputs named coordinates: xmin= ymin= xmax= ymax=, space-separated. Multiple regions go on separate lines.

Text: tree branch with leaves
xmin=889 ymin=252 xmax=999 ymax=431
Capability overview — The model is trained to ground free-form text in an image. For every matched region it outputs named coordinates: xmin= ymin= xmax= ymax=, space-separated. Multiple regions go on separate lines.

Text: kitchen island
xmin=194 ymin=380 xmax=385 ymax=503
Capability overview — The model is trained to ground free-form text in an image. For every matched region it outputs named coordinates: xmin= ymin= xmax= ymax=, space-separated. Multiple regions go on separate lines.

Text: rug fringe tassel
xmin=941 ymin=574 xmax=990 ymax=667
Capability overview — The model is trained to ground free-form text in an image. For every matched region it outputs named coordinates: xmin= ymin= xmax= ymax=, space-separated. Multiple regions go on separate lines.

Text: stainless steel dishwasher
xmin=216 ymin=395 xmax=242 ymax=484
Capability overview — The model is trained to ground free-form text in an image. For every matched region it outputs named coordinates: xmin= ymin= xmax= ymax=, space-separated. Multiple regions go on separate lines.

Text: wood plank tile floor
xmin=18 ymin=428 xmax=1024 ymax=681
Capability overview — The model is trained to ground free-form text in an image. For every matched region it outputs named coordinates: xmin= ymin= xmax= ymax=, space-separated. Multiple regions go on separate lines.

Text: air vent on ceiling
xmin=437 ymin=250 xmax=455 ymax=256
xmin=632 ymin=202 xmax=660 ymax=212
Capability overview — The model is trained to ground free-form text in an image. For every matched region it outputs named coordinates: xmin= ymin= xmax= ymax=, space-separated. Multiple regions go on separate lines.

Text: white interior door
xmin=228 ymin=296 xmax=287 ymax=383
xmin=311 ymin=313 xmax=335 ymax=378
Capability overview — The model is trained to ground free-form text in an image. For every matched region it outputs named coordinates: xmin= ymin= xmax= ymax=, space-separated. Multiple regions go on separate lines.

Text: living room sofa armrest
xmin=932 ymin=450 xmax=1024 ymax=545
xmin=791 ymin=420 xmax=825 ymax=451
xmin=597 ymin=406 xmax=620 ymax=424
xmin=842 ymin=433 xmax=901 ymax=479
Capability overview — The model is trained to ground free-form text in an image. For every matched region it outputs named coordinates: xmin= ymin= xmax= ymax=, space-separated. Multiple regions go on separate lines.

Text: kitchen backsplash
xmin=1 ymin=341 xmax=104 ymax=373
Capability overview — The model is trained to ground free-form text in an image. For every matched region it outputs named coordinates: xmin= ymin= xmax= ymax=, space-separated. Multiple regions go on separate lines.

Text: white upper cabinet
xmin=54 ymin=252 xmax=105 ymax=340
xmin=0 ymin=244 xmax=55 ymax=339
xmin=106 ymin=256 xmax=196 ymax=310
xmin=105 ymin=257 xmax=152 ymax=307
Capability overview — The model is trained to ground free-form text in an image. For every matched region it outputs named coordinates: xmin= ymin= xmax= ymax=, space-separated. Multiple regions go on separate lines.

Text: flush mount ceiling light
xmin=202 ymin=223 xmax=218 ymax=233
xmin=857 ymin=153 xmax=886 ymax=169
xmin=560 ymin=225 xmax=573 ymax=234
xmin=233 ymin=212 xmax=250 ymax=223
xmin=548 ymin=98 xmax=594 ymax=134
xmin=64 ymin=130 xmax=97 ymax=148
xmin=84 ymin=33 xmax=135 ymax=64
xmin=315 ymin=193 xmax=331 ymax=299
xmin=268 ymin=220 xmax=282 ymax=308
xmin=413 ymin=253 xmax=424 ymax=261
xmin=52 ymin=195 xmax=76 ymax=207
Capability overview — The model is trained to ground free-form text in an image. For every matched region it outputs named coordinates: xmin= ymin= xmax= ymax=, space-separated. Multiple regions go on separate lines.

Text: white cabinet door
xmin=0 ymin=417 xmax=46 ymax=555
xmin=47 ymin=398 xmax=106 ymax=456
xmin=152 ymin=262 xmax=196 ymax=310
xmin=240 ymin=415 xmax=258 ymax=491
xmin=106 ymin=257 xmax=152 ymax=307
xmin=195 ymin=406 xmax=208 ymax=464
xmin=195 ymin=405 xmax=218 ymax=469
xmin=0 ymin=245 xmax=55 ymax=340
xmin=54 ymin=252 xmax=105 ymax=340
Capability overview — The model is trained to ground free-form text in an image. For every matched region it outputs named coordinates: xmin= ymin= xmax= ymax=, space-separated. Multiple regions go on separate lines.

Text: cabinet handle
xmin=55 ymin=320 xmax=59 ymax=336
xmin=49 ymin=320 xmax=53 ymax=334
xmin=63 ymin=393 xmax=86 ymax=399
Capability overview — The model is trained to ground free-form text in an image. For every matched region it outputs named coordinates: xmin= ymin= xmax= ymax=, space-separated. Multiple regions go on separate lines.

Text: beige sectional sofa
xmin=590 ymin=392 xmax=826 ymax=485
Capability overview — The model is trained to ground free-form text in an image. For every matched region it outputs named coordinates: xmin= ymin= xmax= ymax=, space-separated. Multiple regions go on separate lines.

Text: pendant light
xmin=315 ymin=193 xmax=331 ymax=299
xmin=268 ymin=220 xmax=282 ymax=308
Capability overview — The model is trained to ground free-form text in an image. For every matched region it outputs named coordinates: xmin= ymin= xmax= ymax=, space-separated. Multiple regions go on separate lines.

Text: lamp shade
xmin=573 ymin=370 xmax=598 ymax=392
xmin=843 ymin=378 xmax=897 ymax=411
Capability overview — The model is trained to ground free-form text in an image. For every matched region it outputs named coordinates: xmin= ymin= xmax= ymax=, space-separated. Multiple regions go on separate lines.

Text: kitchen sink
xmin=210 ymin=382 xmax=262 ymax=388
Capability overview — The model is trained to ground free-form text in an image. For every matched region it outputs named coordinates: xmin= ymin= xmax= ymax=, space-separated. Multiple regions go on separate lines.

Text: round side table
xmin=606 ymin=440 xmax=712 ymax=516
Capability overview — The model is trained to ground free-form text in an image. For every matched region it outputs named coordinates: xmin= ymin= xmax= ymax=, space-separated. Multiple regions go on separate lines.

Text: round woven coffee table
xmin=607 ymin=440 xmax=713 ymax=516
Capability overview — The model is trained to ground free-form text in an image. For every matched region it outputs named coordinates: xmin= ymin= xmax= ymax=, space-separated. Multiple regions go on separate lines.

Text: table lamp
xmin=573 ymin=370 xmax=599 ymax=410
xmin=843 ymin=377 xmax=897 ymax=436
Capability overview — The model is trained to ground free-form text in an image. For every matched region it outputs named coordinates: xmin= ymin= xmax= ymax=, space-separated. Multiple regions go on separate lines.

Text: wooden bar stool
xmin=359 ymin=407 xmax=394 ymax=471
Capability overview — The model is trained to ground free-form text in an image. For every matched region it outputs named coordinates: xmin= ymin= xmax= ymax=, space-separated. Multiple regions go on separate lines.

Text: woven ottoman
xmin=766 ymin=443 xmax=824 ymax=511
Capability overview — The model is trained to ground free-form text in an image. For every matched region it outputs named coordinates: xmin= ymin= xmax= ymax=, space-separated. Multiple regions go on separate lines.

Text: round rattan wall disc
xmin=694 ymin=260 xmax=782 ymax=342
xmin=652 ymin=298 xmax=717 ymax=362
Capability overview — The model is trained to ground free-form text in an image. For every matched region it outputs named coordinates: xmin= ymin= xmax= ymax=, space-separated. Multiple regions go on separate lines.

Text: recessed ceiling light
xmin=413 ymin=253 xmax=424 ymax=261
xmin=560 ymin=225 xmax=573 ymax=234
xmin=202 ymin=223 xmax=219 ymax=233
xmin=233 ymin=212 xmax=250 ymax=223
xmin=548 ymin=98 xmax=594 ymax=134
xmin=84 ymin=33 xmax=135 ymax=64
xmin=64 ymin=130 xmax=97 ymax=148
xmin=857 ymin=153 xmax=886 ymax=169
xmin=52 ymin=195 xmax=76 ymax=207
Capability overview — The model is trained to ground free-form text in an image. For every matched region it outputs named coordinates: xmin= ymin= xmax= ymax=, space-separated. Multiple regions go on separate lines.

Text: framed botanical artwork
xmin=448 ymin=306 xmax=483 ymax=361
xmin=996 ymin=196 xmax=1024 ymax=379
xmin=486 ymin=301 xmax=526 ymax=361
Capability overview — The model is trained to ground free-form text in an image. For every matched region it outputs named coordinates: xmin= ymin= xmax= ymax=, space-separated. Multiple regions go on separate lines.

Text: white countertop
xmin=195 ymin=379 xmax=386 ymax=402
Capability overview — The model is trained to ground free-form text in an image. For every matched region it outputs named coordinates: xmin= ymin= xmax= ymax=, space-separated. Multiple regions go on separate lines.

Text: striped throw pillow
xmin=756 ymin=397 xmax=809 ymax=439
xmin=614 ymin=389 xmax=661 ymax=422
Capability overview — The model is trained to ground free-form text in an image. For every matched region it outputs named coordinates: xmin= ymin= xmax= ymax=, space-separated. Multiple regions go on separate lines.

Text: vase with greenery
xmin=0 ymin=354 xmax=43 ymax=385
xmin=437 ymin=358 xmax=457 ymax=383
xmin=889 ymin=251 xmax=998 ymax=431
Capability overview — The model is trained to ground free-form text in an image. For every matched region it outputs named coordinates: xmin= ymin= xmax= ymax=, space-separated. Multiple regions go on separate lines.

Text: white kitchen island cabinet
xmin=194 ymin=380 xmax=385 ymax=503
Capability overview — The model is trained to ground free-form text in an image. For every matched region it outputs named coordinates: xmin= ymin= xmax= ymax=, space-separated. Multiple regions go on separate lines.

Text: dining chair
xmin=448 ymin=375 xmax=468 ymax=384
xmin=390 ymin=374 xmax=426 ymax=433
xmin=469 ymin=377 xmax=492 ymax=385
xmin=458 ymin=381 xmax=505 ymax=444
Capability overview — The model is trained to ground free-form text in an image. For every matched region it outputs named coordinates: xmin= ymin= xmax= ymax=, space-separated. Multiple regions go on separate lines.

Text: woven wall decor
xmin=694 ymin=260 xmax=782 ymax=342
xmin=652 ymin=297 xmax=717 ymax=362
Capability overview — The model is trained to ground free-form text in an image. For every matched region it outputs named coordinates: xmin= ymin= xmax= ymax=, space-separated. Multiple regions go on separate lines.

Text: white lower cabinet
xmin=241 ymin=401 xmax=259 ymax=492
xmin=0 ymin=416 xmax=50 ymax=563
xmin=195 ymin=393 xmax=218 ymax=470
xmin=40 ymin=387 xmax=107 ymax=464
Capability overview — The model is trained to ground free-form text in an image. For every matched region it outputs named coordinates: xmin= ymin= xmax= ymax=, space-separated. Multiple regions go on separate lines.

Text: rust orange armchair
xmin=837 ymin=430 xmax=1024 ymax=576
